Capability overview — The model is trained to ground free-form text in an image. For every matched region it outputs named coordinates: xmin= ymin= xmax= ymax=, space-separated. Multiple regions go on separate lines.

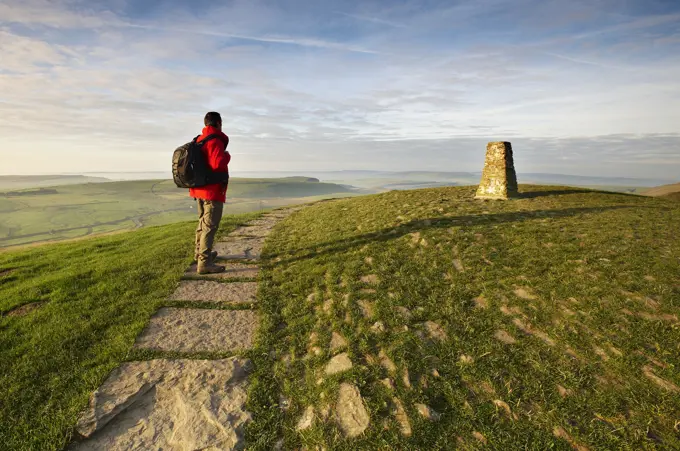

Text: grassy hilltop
xmin=249 ymin=185 xmax=680 ymax=450
xmin=1 ymin=185 xmax=679 ymax=449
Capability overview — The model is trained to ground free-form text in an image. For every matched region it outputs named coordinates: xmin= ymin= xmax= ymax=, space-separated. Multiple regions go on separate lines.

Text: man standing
xmin=190 ymin=112 xmax=231 ymax=274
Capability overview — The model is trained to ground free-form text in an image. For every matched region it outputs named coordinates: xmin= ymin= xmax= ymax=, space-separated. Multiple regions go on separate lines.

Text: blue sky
xmin=1 ymin=0 xmax=679 ymax=178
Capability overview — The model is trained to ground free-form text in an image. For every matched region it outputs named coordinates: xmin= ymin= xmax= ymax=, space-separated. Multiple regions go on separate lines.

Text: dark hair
xmin=204 ymin=111 xmax=222 ymax=127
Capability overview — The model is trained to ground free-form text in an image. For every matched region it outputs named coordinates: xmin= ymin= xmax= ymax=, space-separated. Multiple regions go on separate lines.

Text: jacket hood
xmin=201 ymin=126 xmax=229 ymax=144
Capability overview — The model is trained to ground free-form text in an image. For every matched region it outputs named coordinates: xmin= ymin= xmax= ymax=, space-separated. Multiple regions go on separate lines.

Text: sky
xmin=1 ymin=0 xmax=679 ymax=179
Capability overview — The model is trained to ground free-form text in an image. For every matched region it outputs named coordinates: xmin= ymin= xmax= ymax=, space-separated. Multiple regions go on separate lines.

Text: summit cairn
xmin=475 ymin=141 xmax=518 ymax=200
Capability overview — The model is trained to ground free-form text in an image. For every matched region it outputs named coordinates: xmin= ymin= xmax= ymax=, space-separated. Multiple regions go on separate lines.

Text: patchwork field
xmin=0 ymin=178 xmax=358 ymax=248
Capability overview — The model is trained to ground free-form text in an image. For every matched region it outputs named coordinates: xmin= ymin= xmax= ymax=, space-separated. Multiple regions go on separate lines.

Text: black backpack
xmin=172 ymin=134 xmax=229 ymax=188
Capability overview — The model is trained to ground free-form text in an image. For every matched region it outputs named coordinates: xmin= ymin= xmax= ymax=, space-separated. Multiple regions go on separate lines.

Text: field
xmin=1 ymin=185 xmax=679 ymax=450
xmin=0 ymin=178 xmax=358 ymax=248
xmin=248 ymin=185 xmax=680 ymax=449
xmin=0 ymin=175 xmax=111 ymax=191
xmin=643 ymin=183 xmax=680 ymax=200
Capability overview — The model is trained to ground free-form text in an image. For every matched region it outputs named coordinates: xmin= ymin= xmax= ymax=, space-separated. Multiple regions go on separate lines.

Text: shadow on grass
xmin=517 ymin=188 xmax=641 ymax=199
xmin=271 ymin=205 xmax=638 ymax=264
xmin=0 ymin=268 xmax=17 ymax=287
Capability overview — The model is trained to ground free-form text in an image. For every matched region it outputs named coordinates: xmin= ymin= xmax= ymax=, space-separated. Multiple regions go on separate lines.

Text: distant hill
xmin=6 ymin=171 xmax=675 ymax=195
xmin=0 ymin=188 xmax=59 ymax=197
xmin=0 ymin=177 xmax=361 ymax=248
xmin=234 ymin=170 xmax=674 ymax=192
xmin=0 ymin=175 xmax=111 ymax=190
xmin=280 ymin=176 xmax=320 ymax=183
xmin=643 ymin=182 xmax=680 ymax=199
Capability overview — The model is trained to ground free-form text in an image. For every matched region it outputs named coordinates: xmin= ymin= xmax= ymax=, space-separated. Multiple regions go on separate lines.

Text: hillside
xmin=1 ymin=185 xmax=679 ymax=449
xmin=0 ymin=177 xmax=359 ymax=248
xmin=249 ymin=185 xmax=680 ymax=449
xmin=235 ymin=170 xmax=674 ymax=193
xmin=0 ymin=174 xmax=111 ymax=190
xmin=643 ymin=182 xmax=680 ymax=199
xmin=0 ymin=213 xmax=259 ymax=449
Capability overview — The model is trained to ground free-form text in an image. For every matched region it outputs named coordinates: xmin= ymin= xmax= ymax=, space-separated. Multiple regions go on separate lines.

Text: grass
xmin=0 ymin=178 xmax=356 ymax=248
xmin=246 ymin=185 xmax=680 ymax=450
xmin=2 ymin=184 xmax=679 ymax=450
xmin=643 ymin=183 xmax=680 ymax=198
xmin=0 ymin=212 xmax=258 ymax=450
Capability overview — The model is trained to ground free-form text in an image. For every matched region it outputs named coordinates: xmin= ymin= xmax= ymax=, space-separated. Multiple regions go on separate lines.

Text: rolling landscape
xmin=2 ymin=171 xmax=675 ymax=249
xmin=2 ymin=0 xmax=680 ymax=450
xmin=643 ymin=183 xmax=680 ymax=201
xmin=0 ymin=177 xmax=361 ymax=248
xmin=1 ymin=185 xmax=679 ymax=450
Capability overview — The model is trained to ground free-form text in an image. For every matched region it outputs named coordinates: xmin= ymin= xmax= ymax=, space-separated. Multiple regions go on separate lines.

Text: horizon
xmin=1 ymin=170 xmax=676 ymax=187
xmin=2 ymin=0 xmax=680 ymax=178
xmin=1 ymin=169 xmax=678 ymax=180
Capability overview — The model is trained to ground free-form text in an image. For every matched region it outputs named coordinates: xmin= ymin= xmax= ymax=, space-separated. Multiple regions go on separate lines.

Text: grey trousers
xmin=195 ymin=199 xmax=224 ymax=265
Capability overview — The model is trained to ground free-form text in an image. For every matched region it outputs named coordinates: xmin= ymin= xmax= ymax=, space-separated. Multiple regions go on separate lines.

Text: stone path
xmin=184 ymin=263 xmax=260 ymax=280
xmin=71 ymin=208 xmax=299 ymax=450
xmin=169 ymin=280 xmax=258 ymax=303
xmin=134 ymin=308 xmax=259 ymax=353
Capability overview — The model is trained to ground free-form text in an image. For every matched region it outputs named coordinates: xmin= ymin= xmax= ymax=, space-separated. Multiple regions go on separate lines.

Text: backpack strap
xmin=197 ymin=134 xmax=220 ymax=145
xmin=197 ymin=133 xmax=229 ymax=185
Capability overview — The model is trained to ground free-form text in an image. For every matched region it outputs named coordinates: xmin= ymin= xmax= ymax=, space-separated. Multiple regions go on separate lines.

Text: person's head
xmin=204 ymin=111 xmax=222 ymax=130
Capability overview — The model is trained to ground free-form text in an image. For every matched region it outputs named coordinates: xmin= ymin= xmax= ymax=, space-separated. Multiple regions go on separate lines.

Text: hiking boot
xmin=197 ymin=263 xmax=226 ymax=275
xmin=194 ymin=251 xmax=218 ymax=264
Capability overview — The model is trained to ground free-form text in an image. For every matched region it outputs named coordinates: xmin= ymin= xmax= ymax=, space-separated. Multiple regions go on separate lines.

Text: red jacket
xmin=189 ymin=126 xmax=231 ymax=202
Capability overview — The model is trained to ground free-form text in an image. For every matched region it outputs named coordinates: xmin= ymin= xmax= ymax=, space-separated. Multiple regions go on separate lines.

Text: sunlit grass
xmin=0 ymin=213 xmax=257 ymax=450
xmin=247 ymin=185 xmax=680 ymax=450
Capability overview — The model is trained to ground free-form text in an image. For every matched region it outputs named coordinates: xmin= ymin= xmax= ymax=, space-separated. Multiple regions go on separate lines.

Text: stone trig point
xmin=475 ymin=141 xmax=519 ymax=200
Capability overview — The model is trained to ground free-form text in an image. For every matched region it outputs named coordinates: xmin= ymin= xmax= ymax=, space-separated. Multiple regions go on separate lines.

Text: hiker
xmin=190 ymin=112 xmax=231 ymax=274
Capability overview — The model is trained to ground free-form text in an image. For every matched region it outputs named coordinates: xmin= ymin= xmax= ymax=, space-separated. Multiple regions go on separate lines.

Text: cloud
xmin=0 ymin=0 xmax=679 ymax=179
xmin=0 ymin=0 xmax=116 ymax=28
xmin=540 ymin=51 xmax=627 ymax=70
xmin=117 ymin=22 xmax=381 ymax=54
xmin=334 ymin=11 xmax=408 ymax=28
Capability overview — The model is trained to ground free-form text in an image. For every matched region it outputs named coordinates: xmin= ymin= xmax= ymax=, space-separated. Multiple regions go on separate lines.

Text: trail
xmin=70 ymin=208 xmax=301 ymax=450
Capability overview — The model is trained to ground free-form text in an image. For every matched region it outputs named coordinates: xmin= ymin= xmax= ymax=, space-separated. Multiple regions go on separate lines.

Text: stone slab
xmin=249 ymin=218 xmax=279 ymax=226
xmin=214 ymin=238 xmax=263 ymax=260
xmin=228 ymin=226 xmax=273 ymax=238
xmin=169 ymin=280 xmax=257 ymax=303
xmin=71 ymin=358 xmax=252 ymax=450
xmin=227 ymin=209 xmax=297 ymax=238
xmin=184 ymin=263 xmax=259 ymax=280
xmin=134 ymin=308 xmax=259 ymax=353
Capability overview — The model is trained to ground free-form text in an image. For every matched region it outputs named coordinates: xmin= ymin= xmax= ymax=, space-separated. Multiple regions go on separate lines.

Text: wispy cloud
xmin=541 ymin=51 xmax=628 ymax=70
xmin=571 ymin=12 xmax=680 ymax=40
xmin=0 ymin=0 xmax=679 ymax=178
xmin=118 ymin=22 xmax=381 ymax=54
xmin=334 ymin=11 xmax=407 ymax=28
